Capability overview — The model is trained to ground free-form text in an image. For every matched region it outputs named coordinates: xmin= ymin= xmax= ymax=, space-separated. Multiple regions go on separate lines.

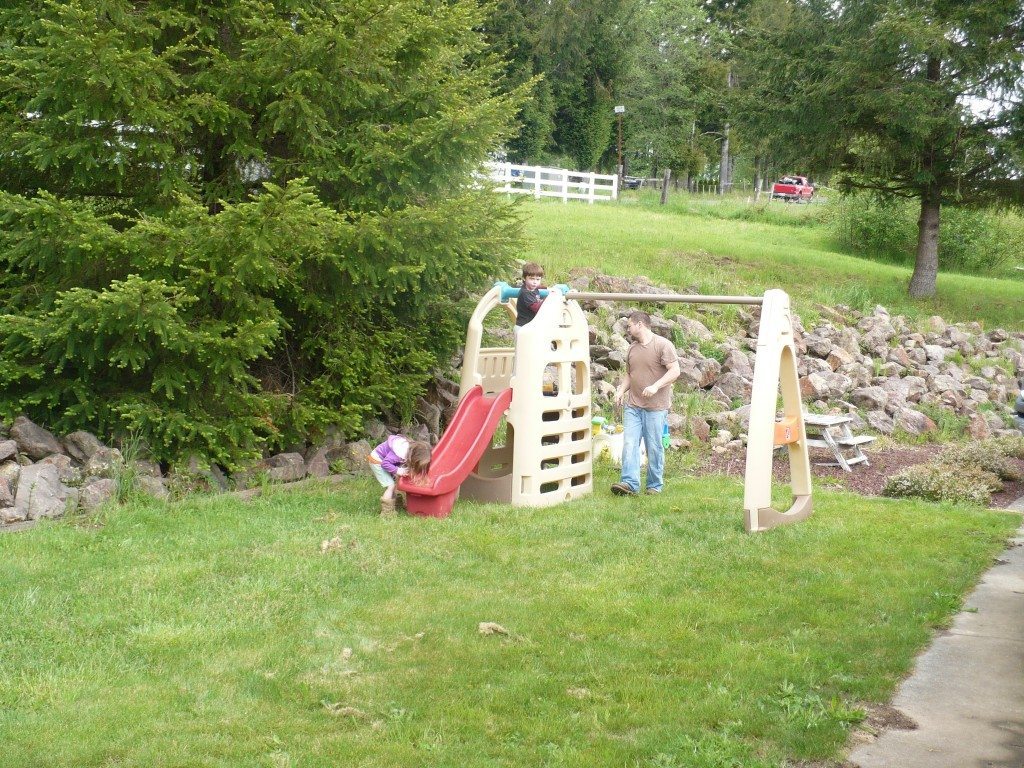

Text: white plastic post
xmin=742 ymin=289 xmax=813 ymax=532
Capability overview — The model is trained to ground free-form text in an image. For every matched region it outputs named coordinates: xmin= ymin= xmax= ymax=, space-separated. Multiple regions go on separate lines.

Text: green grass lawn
xmin=1 ymin=465 xmax=1018 ymax=767
xmin=521 ymin=194 xmax=1024 ymax=331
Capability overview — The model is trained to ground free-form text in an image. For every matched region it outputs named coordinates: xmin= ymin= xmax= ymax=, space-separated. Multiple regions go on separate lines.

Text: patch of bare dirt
xmin=700 ymin=445 xmax=1024 ymax=508
xmin=861 ymin=703 xmax=918 ymax=732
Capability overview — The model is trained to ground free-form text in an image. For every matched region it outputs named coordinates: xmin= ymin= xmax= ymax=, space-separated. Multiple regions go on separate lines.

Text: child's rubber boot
xmin=380 ymin=498 xmax=397 ymax=518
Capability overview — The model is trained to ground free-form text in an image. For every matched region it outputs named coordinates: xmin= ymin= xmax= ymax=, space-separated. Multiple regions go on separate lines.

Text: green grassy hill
xmin=522 ymin=195 xmax=1024 ymax=331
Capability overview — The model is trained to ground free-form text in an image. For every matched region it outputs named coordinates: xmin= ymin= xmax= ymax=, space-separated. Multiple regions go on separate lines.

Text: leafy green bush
xmin=939 ymin=207 xmax=1024 ymax=275
xmin=825 ymin=194 xmax=916 ymax=262
xmin=825 ymin=193 xmax=1024 ymax=275
xmin=989 ymin=434 xmax=1024 ymax=460
xmin=883 ymin=463 xmax=1000 ymax=506
xmin=942 ymin=440 xmax=1024 ymax=481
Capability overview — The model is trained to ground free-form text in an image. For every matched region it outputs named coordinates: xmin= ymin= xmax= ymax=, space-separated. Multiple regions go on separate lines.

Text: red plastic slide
xmin=398 ymin=385 xmax=513 ymax=518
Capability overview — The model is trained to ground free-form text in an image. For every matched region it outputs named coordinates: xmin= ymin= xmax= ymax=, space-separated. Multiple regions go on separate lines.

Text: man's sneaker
xmin=645 ymin=488 xmax=662 ymax=495
xmin=610 ymin=482 xmax=637 ymax=496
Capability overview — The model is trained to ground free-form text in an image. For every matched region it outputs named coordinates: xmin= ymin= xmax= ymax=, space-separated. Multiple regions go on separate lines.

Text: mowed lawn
xmin=521 ymin=195 xmax=1024 ymax=331
xmin=0 ymin=466 xmax=1018 ymax=767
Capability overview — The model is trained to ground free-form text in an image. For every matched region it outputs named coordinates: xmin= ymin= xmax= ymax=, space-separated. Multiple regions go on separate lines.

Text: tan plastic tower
xmin=742 ymin=289 xmax=813 ymax=532
xmin=458 ymin=284 xmax=593 ymax=507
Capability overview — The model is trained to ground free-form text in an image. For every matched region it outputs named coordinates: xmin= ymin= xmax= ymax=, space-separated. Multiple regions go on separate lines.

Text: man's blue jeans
xmin=620 ymin=405 xmax=667 ymax=493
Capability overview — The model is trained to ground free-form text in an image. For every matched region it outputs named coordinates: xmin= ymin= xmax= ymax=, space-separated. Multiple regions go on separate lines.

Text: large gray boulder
xmin=865 ymin=410 xmax=895 ymax=435
xmin=716 ymin=372 xmax=752 ymax=401
xmin=648 ymin=314 xmax=675 ymax=339
xmin=10 ymin=416 xmax=64 ymax=461
xmin=0 ymin=476 xmax=13 ymax=508
xmin=63 ymin=430 xmax=106 ymax=464
xmin=674 ymin=316 xmax=714 ymax=342
xmin=893 ymin=407 xmax=937 ymax=436
xmin=803 ymin=333 xmax=833 ymax=359
xmin=14 ymin=464 xmax=77 ymax=520
xmin=266 ymin=452 xmax=306 ymax=483
xmin=721 ymin=349 xmax=754 ymax=379
xmin=40 ymin=454 xmax=81 ymax=485
xmin=923 ymin=344 xmax=947 ymax=363
xmin=676 ymin=358 xmax=705 ymax=390
xmin=826 ymin=347 xmax=855 ymax=371
xmin=851 ymin=386 xmax=888 ymax=411
xmin=0 ymin=461 xmax=19 ymax=493
xmin=800 ymin=373 xmax=831 ymax=400
xmin=694 ymin=358 xmax=722 ymax=388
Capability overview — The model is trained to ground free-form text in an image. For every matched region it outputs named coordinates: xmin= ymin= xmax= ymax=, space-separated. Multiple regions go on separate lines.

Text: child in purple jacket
xmin=368 ymin=435 xmax=432 ymax=515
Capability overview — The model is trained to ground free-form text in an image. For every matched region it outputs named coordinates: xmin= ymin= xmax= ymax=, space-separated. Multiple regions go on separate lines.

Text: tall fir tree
xmin=738 ymin=0 xmax=1024 ymax=297
xmin=0 ymin=0 xmax=525 ymax=465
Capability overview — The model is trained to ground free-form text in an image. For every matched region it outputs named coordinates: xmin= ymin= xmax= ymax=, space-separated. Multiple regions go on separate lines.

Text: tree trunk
xmin=908 ymin=54 xmax=944 ymax=299
xmin=718 ymin=70 xmax=733 ymax=195
xmin=753 ymin=154 xmax=762 ymax=201
xmin=908 ymin=194 xmax=940 ymax=298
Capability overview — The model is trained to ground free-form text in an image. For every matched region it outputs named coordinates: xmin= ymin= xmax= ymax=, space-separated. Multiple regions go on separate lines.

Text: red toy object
xmin=398 ymin=386 xmax=513 ymax=518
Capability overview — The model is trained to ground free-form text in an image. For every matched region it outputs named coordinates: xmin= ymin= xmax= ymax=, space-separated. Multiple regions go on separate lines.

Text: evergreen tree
xmin=739 ymin=0 xmax=1024 ymax=297
xmin=0 ymin=0 xmax=525 ymax=465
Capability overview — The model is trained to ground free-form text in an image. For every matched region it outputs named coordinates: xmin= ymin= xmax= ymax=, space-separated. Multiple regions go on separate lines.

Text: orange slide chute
xmin=398 ymin=386 xmax=513 ymax=518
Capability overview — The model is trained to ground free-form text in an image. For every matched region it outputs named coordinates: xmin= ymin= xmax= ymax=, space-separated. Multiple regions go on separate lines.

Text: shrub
xmin=825 ymin=193 xmax=1024 ymax=276
xmin=0 ymin=2 xmax=523 ymax=467
xmin=938 ymin=207 xmax=1024 ymax=275
xmin=987 ymin=434 xmax=1024 ymax=460
xmin=825 ymin=194 xmax=916 ymax=263
xmin=942 ymin=440 xmax=1024 ymax=481
xmin=882 ymin=463 xmax=1000 ymax=506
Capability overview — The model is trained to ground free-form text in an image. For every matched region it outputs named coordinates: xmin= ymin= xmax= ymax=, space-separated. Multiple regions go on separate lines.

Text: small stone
xmin=0 ymin=440 xmax=17 ymax=463
xmin=137 ymin=475 xmax=170 ymax=500
xmin=62 ymin=431 xmax=105 ymax=464
xmin=79 ymin=479 xmax=117 ymax=511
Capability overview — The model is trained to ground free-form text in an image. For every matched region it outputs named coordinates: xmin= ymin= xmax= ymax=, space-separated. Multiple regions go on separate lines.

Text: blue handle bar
xmin=495 ymin=281 xmax=570 ymax=303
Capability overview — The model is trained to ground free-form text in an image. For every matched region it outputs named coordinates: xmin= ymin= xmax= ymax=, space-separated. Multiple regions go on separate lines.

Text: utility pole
xmin=614 ymin=105 xmax=625 ymax=187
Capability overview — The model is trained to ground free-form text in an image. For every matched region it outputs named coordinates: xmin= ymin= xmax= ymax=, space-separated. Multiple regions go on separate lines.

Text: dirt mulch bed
xmin=701 ymin=444 xmax=1024 ymax=509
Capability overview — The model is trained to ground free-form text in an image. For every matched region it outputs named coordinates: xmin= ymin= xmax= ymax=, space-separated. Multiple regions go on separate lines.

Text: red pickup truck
xmin=771 ymin=175 xmax=814 ymax=202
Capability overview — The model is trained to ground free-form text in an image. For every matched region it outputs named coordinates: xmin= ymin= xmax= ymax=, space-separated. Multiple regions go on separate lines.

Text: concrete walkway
xmin=849 ymin=500 xmax=1024 ymax=768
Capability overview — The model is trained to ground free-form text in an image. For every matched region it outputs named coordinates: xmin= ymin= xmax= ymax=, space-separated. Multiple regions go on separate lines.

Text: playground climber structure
xmin=401 ymin=282 xmax=813 ymax=533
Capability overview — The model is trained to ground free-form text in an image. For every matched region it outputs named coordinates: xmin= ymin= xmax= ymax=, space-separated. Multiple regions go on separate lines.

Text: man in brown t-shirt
xmin=611 ymin=311 xmax=680 ymax=496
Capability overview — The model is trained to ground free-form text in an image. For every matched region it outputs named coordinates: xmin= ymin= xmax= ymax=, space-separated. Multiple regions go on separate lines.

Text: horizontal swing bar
xmin=494 ymin=281 xmax=764 ymax=306
xmin=564 ymin=291 xmax=764 ymax=306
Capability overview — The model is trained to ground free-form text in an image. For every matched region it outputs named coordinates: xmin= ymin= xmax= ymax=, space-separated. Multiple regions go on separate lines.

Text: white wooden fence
xmin=486 ymin=162 xmax=618 ymax=202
